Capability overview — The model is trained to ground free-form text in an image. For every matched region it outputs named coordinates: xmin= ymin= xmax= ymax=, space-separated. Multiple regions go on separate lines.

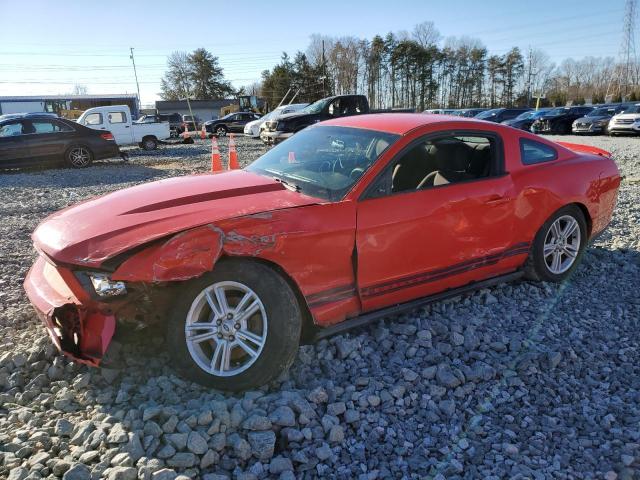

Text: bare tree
xmin=412 ymin=21 xmax=441 ymax=47
xmin=72 ymin=84 xmax=88 ymax=95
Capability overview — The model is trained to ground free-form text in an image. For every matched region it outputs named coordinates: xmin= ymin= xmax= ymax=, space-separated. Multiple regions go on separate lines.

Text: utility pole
xmin=129 ymin=47 xmax=142 ymax=114
xmin=608 ymin=0 xmax=637 ymax=99
xmin=322 ymin=40 xmax=326 ymax=97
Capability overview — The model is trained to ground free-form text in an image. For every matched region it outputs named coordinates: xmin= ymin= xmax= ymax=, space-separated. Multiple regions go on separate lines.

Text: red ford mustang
xmin=24 ymin=114 xmax=620 ymax=391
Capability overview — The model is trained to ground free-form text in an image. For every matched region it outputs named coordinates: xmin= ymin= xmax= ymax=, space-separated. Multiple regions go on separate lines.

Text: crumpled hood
xmin=33 ymin=170 xmax=319 ymax=268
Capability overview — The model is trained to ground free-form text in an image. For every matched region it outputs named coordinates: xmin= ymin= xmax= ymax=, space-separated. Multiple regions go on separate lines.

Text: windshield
xmin=622 ymin=104 xmax=640 ymax=114
xmin=514 ymin=111 xmax=536 ymax=120
xmin=547 ymin=108 xmax=570 ymax=116
xmin=300 ymin=99 xmax=329 ymax=114
xmin=475 ymin=109 xmax=499 ymax=119
xmin=587 ymin=107 xmax=614 ymax=117
xmin=246 ymin=125 xmax=399 ymax=201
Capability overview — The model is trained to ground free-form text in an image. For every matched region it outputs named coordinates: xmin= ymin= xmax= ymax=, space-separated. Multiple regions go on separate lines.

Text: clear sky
xmin=0 ymin=0 xmax=625 ymax=106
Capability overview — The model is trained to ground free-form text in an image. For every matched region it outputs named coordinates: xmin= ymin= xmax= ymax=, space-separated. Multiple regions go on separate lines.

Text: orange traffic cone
xmin=200 ymin=125 xmax=206 ymax=140
xmin=182 ymin=122 xmax=190 ymax=139
xmin=211 ymin=137 xmax=222 ymax=172
xmin=228 ymin=133 xmax=239 ymax=170
xmin=288 ymin=151 xmax=296 ymax=164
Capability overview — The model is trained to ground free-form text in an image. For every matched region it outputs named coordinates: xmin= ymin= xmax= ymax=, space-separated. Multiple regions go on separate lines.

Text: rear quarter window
xmin=520 ymin=138 xmax=558 ymax=165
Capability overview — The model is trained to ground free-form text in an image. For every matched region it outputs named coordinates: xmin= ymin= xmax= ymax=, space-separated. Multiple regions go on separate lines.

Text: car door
xmin=0 ymin=120 xmax=30 ymax=167
xmin=356 ymin=130 xmax=520 ymax=311
xmin=106 ymin=110 xmax=133 ymax=145
xmin=24 ymin=119 xmax=75 ymax=161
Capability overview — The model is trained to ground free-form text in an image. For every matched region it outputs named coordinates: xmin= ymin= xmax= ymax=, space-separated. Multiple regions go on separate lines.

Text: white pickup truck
xmin=77 ymin=105 xmax=170 ymax=150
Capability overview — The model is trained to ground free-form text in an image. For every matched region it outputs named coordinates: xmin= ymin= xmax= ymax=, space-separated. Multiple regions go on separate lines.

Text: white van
xmin=77 ymin=105 xmax=171 ymax=150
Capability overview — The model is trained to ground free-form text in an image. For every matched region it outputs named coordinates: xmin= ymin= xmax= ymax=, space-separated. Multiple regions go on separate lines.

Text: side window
xmin=0 ymin=122 xmax=24 ymax=137
xmin=356 ymin=97 xmax=367 ymax=113
xmin=520 ymin=138 xmax=557 ymax=165
xmin=384 ymin=134 xmax=496 ymax=194
xmin=84 ymin=113 xmax=103 ymax=125
xmin=327 ymin=99 xmax=342 ymax=117
xmin=31 ymin=120 xmax=73 ymax=133
xmin=108 ymin=111 xmax=127 ymax=124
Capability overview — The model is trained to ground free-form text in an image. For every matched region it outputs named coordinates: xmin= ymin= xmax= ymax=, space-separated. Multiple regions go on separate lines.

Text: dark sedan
xmin=0 ymin=114 xmax=121 ymax=169
xmin=531 ymin=106 xmax=594 ymax=134
xmin=572 ymin=105 xmax=626 ymax=134
xmin=475 ymin=107 xmax=531 ymax=123
xmin=501 ymin=108 xmax=551 ymax=131
xmin=204 ymin=112 xmax=261 ymax=136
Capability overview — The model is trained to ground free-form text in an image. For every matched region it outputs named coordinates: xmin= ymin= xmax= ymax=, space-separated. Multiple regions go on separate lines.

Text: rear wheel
xmin=215 ymin=125 xmax=227 ymax=137
xmin=166 ymin=259 xmax=302 ymax=391
xmin=141 ymin=136 xmax=158 ymax=150
xmin=65 ymin=145 xmax=93 ymax=168
xmin=525 ymin=205 xmax=587 ymax=282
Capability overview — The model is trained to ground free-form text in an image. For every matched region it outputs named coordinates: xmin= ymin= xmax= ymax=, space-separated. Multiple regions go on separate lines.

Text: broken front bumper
xmin=260 ymin=130 xmax=293 ymax=145
xmin=23 ymin=256 xmax=116 ymax=366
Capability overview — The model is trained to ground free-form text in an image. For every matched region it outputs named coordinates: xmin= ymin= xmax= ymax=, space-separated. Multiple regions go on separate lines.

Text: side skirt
xmin=313 ymin=270 xmax=524 ymax=342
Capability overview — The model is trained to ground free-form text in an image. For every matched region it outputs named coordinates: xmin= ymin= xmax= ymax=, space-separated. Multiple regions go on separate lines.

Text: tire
xmin=65 ymin=145 xmax=93 ymax=168
xmin=525 ymin=205 xmax=587 ymax=283
xmin=141 ymin=136 xmax=158 ymax=151
xmin=215 ymin=125 xmax=227 ymax=137
xmin=166 ymin=259 xmax=302 ymax=391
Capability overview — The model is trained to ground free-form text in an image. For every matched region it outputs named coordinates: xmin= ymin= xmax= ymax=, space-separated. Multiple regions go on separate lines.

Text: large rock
xmin=248 ymin=430 xmax=276 ymax=460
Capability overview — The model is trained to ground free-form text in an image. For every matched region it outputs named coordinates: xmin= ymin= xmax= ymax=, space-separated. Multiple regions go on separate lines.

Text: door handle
xmin=485 ymin=195 xmax=511 ymax=205
xmin=125 ymin=126 xmax=130 ymax=128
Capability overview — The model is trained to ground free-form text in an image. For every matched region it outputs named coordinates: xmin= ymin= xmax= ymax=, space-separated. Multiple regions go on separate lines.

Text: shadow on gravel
xmin=0 ymin=162 xmax=166 ymax=189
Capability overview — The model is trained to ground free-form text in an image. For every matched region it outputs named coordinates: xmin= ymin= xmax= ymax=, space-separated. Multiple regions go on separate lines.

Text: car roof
xmin=320 ymin=113 xmax=499 ymax=135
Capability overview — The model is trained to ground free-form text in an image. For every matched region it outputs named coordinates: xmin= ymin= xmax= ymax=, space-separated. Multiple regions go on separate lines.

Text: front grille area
xmin=617 ymin=119 xmax=634 ymax=125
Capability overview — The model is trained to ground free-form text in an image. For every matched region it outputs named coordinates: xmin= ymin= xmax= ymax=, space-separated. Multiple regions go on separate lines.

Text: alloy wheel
xmin=185 ymin=281 xmax=267 ymax=377
xmin=69 ymin=147 xmax=91 ymax=167
xmin=543 ymin=215 xmax=581 ymax=274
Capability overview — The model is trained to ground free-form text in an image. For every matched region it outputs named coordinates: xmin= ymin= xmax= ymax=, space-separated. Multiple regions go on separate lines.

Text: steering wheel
xmin=350 ymin=167 xmax=365 ymax=180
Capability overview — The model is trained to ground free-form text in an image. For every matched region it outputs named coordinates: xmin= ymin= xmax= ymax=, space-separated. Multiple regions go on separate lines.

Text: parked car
xmin=244 ymin=104 xmax=308 ymax=138
xmin=530 ymin=106 xmax=594 ymax=134
xmin=260 ymin=94 xmax=413 ymax=144
xmin=77 ymin=105 xmax=171 ymax=150
xmin=607 ymin=104 xmax=640 ymax=135
xmin=572 ymin=105 xmax=627 ymax=134
xmin=0 ymin=113 xmax=121 ymax=169
xmin=136 ymin=113 xmax=183 ymax=137
xmin=456 ymin=108 xmax=488 ymax=118
xmin=24 ymin=113 xmax=620 ymax=391
xmin=501 ymin=108 xmax=551 ymax=131
xmin=204 ymin=112 xmax=262 ymax=137
xmin=475 ymin=108 xmax=531 ymax=123
xmin=423 ymin=109 xmax=458 ymax=114
xmin=179 ymin=115 xmax=203 ymax=134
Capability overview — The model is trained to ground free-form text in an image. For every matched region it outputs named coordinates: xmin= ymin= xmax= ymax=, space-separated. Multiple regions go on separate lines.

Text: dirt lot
xmin=0 ymin=135 xmax=639 ymax=480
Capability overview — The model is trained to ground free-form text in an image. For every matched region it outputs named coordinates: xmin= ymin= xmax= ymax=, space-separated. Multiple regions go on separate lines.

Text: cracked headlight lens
xmin=89 ymin=273 xmax=127 ymax=297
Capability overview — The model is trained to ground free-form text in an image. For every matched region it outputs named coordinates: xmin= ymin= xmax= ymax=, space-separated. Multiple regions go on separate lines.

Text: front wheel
xmin=166 ymin=259 xmax=302 ymax=391
xmin=525 ymin=205 xmax=587 ymax=282
xmin=65 ymin=145 xmax=93 ymax=168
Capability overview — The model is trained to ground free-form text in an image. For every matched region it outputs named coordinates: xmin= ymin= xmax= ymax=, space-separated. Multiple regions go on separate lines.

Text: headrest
xmin=375 ymin=139 xmax=390 ymax=156
xmin=433 ymin=141 xmax=469 ymax=171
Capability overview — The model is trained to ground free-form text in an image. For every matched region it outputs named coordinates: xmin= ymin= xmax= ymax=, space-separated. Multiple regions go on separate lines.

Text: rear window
xmin=84 ymin=113 xmax=102 ymax=125
xmin=108 ymin=112 xmax=127 ymax=124
xmin=520 ymin=138 xmax=557 ymax=165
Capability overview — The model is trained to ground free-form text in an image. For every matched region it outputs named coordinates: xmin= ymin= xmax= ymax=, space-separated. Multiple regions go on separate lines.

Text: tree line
xmin=160 ymin=23 xmax=636 ymax=110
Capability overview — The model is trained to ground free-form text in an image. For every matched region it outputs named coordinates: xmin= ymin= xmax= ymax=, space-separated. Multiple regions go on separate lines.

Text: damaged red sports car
xmin=24 ymin=114 xmax=620 ymax=391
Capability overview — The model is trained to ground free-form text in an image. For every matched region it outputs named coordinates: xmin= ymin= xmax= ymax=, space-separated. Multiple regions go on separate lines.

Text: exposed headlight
xmin=89 ymin=273 xmax=127 ymax=297
xmin=594 ymin=119 xmax=608 ymax=126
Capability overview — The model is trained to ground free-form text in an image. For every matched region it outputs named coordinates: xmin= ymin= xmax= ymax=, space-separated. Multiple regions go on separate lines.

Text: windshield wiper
xmin=274 ymin=177 xmax=301 ymax=192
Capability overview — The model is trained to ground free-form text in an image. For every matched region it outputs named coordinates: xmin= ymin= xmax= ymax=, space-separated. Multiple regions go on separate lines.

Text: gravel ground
xmin=0 ymin=134 xmax=638 ymax=480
